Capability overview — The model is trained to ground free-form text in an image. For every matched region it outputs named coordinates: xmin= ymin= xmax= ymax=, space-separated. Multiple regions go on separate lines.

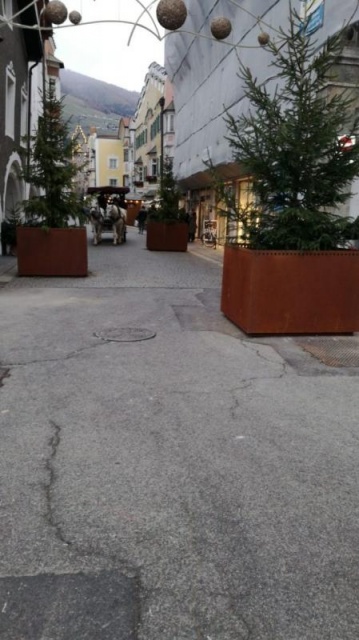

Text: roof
xmin=87 ymin=186 xmax=130 ymax=195
xmin=164 ymin=100 xmax=175 ymax=112
xmin=125 ymin=193 xmax=144 ymax=201
xmin=46 ymin=53 xmax=64 ymax=69
xmin=143 ymin=189 xmax=157 ymax=198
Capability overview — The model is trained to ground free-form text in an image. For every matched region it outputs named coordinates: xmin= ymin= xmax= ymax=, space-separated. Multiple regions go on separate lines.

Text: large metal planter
xmin=16 ymin=227 xmax=88 ymax=277
xmin=221 ymin=245 xmax=359 ymax=335
xmin=146 ymin=221 xmax=188 ymax=252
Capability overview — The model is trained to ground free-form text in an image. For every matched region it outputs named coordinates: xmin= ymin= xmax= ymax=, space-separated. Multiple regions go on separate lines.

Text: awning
xmin=143 ymin=189 xmax=157 ymax=198
xmin=125 ymin=193 xmax=143 ymax=201
xmin=87 ymin=186 xmax=130 ymax=195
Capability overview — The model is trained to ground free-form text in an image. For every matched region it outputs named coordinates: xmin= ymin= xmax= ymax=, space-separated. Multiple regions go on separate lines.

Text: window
xmin=150 ymin=115 xmax=161 ymax=140
xmin=136 ymin=129 xmax=148 ymax=149
xmin=5 ymin=63 xmax=16 ymax=139
xmin=109 ymin=178 xmax=118 ymax=187
xmin=123 ymin=148 xmax=129 ymax=162
xmin=167 ymin=114 xmax=174 ymax=133
xmin=109 ymin=158 xmax=118 ymax=169
xmin=151 ymin=158 xmax=158 ymax=177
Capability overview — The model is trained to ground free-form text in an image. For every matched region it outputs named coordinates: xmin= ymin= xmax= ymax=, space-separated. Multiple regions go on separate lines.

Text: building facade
xmin=0 ymin=0 xmax=44 ymax=231
xmin=165 ymin=0 xmax=359 ymax=241
xmin=0 ymin=1 xmax=66 ymax=252
xmin=133 ymin=61 xmax=169 ymax=202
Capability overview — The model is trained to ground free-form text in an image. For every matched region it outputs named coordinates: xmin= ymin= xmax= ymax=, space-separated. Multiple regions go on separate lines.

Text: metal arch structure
xmin=3 ymin=0 xmax=359 ymax=54
xmin=0 ymin=0 xmax=291 ymax=53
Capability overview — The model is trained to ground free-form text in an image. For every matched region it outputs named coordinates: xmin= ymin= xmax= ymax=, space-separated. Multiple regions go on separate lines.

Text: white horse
xmin=108 ymin=204 xmax=126 ymax=245
xmin=89 ymin=206 xmax=104 ymax=245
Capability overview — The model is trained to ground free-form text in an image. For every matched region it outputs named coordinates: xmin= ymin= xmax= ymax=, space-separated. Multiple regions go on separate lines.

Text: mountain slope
xmin=60 ymin=69 xmax=140 ymax=135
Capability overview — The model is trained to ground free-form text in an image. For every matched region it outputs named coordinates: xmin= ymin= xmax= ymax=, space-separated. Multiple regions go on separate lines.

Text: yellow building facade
xmin=95 ymin=135 xmax=125 ymax=188
xmin=133 ymin=62 xmax=167 ymax=201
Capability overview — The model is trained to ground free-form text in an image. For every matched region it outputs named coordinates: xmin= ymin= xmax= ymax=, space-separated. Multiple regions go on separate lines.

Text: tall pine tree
xmin=219 ymin=8 xmax=359 ymax=250
xmin=22 ymin=84 xmax=84 ymax=228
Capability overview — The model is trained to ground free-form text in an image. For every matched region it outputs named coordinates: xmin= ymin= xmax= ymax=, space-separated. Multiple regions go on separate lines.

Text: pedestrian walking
xmin=188 ymin=211 xmax=197 ymax=242
xmin=136 ymin=206 xmax=147 ymax=234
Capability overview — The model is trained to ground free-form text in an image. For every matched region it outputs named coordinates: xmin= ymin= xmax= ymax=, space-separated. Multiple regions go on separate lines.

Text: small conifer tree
xmin=151 ymin=157 xmax=186 ymax=221
xmin=216 ymin=8 xmax=359 ymax=250
xmin=22 ymin=84 xmax=85 ymax=228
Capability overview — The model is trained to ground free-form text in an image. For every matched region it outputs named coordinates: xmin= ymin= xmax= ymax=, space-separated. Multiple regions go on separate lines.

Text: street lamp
xmin=159 ymin=96 xmax=165 ymax=183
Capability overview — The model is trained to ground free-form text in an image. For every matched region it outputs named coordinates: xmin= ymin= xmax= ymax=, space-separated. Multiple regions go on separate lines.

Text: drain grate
xmin=295 ymin=337 xmax=359 ymax=367
xmin=94 ymin=328 xmax=156 ymax=343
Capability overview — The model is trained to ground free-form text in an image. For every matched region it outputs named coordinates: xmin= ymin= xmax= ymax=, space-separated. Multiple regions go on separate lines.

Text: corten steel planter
xmin=221 ymin=245 xmax=359 ymax=335
xmin=146 ymin=221 xmax=188 ymax=252
xmin=16 ymin=227 xmax=88 ymax=277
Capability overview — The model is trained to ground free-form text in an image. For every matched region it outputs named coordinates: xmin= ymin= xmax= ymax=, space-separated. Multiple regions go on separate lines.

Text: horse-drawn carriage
xmin=86 ymin=186 xmax=129 ymax=246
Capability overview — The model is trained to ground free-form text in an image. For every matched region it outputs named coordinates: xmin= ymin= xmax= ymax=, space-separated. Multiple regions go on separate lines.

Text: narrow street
xmin=1 ymin=227 xmax=359 ymax=639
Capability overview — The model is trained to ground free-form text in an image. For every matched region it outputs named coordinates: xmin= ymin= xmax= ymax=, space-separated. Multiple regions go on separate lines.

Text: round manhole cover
xmin=94 ymin=328 xmax=156 ymax=343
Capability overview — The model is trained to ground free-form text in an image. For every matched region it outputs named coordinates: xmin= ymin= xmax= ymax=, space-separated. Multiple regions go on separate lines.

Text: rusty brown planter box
xmin=146 ymin=221 xmax=188 ymax=252
xmin=221 ymin=245 xmax=359 ymax=335
xmin=16 ymin=227 xmax=88 ymax=277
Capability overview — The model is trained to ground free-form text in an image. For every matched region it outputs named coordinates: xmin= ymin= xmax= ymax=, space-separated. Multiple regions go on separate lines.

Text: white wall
xmin=165 ymin=0 xmax=359 ymax=182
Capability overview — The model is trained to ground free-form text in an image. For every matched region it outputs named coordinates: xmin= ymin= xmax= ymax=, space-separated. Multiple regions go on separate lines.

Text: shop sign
xmin=300 ymin=0 xmax=325 ymax=35
xmin=338 ymin=135 xmax=356 ymax=152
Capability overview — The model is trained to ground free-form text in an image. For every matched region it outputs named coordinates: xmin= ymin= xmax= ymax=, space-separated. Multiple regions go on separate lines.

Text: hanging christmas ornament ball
xmin=44 ymin=1 xmax=68 ymax=25
xmin=210 ymin=17 xmax=232 ymax=40
xmin=156 ymin=0 xmax=187 ymax=31
xmin=258 ymin=31 xmax=270 ymax=46
xmin=69 ymin=10 xmax=82 ymax=25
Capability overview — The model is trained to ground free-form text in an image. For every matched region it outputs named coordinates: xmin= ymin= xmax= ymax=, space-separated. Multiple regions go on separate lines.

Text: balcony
xmin=133 ymin=180 xmax=144 ymax=187
xmin=146 ymin=175 xmax=158 ymax=183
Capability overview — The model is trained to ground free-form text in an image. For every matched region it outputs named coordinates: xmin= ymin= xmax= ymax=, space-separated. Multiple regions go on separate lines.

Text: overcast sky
xmin=54 ymin=1 xmax=165 ymax=92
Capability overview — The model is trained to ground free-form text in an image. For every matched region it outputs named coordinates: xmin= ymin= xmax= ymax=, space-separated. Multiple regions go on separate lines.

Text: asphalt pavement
xmin=1 ymin=226 xmax=359 ymax=639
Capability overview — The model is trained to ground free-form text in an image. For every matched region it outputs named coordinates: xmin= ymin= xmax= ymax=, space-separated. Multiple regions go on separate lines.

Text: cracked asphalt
xmin=1 ymin=228 xmax=359 ymax=639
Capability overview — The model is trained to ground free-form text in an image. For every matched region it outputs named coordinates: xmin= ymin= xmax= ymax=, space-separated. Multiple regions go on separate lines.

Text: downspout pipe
xmin=27 ymin=60 xmax=41 ymax=173
xmin=159 ymin=96 xmax=165 ymax=183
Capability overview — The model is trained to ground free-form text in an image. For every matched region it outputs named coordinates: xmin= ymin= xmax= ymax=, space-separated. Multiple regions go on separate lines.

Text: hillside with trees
xmin=60 ymin=69 xmax=140 ymax=135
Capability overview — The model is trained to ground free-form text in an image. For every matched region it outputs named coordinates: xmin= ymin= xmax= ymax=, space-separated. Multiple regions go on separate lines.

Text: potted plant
xmin=16 ymin=84 xmax=88 ymax=276
xmin=146 ymin=157 xmax=188 ymax=251
xmin=217 ymin=9 xmax=359 ymax=335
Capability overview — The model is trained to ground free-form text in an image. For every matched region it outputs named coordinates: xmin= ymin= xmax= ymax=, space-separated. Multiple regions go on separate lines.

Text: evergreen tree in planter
xmin=217 ymin=8 xmax=359 ymax=334
xmin=217 ymin=8 xmax=359 ymax=249
xmin=149 ymin=157 xmax=187 ymax=222
xmin=21 ymin=84 xmax=85 ymax=228
xmin=146 ymin=157 xmax=188 ymax=251
xmin=17 ymin=85 xmax=88 ymax=276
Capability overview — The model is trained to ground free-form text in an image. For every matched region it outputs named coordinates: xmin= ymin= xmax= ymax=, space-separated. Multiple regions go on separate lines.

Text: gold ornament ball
xmin=258 ymin=31 xmax=270 ymax=46
xmin=210 ymin=17 xmax=232 ymax=40
xmin=156 ymin=0 xmax=187 ymax=31
xmin=44 ymin=1 xmax=68 ymax=25
xmin=69 ymin=10 xmax=82 ymax=25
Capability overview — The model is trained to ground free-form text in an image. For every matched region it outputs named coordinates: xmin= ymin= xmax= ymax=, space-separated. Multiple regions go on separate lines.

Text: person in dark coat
xmin=136 ymin=206 xmax=147 ymax=234
xmin=188 ymin=211 xmax=197 ymax=242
